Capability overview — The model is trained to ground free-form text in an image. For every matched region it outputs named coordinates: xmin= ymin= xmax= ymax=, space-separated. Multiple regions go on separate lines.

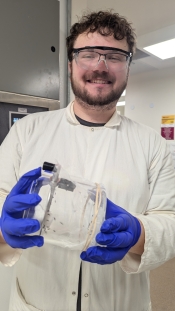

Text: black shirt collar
xmin=75 ymin=114 xmax=105 ymax=127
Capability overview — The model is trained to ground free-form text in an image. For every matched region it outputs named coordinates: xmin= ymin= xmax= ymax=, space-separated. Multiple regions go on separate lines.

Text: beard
xmin=70 ymin=70 xmax=128 ymax=109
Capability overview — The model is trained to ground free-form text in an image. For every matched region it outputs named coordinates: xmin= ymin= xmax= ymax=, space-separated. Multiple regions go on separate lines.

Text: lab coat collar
xmin=66 ymin=101 xmax=121 ymax=127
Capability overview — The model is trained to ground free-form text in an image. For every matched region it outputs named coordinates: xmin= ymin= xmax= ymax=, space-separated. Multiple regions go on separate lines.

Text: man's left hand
xmin=80 ymin=199 xmax=141 ymax=265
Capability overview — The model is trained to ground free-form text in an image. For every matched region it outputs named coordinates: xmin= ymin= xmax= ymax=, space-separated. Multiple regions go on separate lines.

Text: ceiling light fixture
xmin=143 ymin=38 xmax=175 ymax=60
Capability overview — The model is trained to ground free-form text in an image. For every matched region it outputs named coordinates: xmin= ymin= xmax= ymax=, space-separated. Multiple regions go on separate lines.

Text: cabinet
xmin=0 ymin=0 xmax=60 ymax=100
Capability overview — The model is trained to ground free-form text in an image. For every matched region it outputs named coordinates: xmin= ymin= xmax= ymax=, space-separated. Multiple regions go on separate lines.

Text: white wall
xmin=71 ymin=0 xmax=88 ymax=24
xmin=125 ymin=67 xmax=175 ymax=134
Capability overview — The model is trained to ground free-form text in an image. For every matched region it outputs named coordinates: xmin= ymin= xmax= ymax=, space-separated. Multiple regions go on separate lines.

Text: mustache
xmin=84 ymin=72 xmax=114 ymax=82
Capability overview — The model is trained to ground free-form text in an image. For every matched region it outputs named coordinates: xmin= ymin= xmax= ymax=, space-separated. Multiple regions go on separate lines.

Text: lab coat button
xmin=72 ymin=291 xmax=76 ymax=295
xmin=91 ymin=128 xmax=94 ymax=131
xmin=84 ymin=293 xmax=89 ymax=297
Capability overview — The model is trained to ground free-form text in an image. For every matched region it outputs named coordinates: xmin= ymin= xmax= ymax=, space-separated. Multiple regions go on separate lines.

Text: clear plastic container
xmin=23 ymin=162 xmax=107 ymax=251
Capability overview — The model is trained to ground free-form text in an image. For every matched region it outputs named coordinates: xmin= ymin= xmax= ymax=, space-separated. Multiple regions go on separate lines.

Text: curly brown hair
xmin=66 ymin=10 xmax=136 ymax=62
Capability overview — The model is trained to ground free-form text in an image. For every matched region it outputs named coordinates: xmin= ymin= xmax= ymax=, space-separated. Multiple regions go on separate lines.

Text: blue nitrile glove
xmin=80 ymin=198 xmax=141 ymax=264
xmin=0 ymin=167 xmax=44 ymax=249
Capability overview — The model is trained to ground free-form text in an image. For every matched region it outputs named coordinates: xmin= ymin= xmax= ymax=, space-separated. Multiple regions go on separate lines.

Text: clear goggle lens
xmin=74 ymin=50 xmax=131 ymax=71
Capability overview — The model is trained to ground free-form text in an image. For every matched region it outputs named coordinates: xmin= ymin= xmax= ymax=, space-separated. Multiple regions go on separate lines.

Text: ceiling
xmin=85 ymin=0 xmax=175 ymax=75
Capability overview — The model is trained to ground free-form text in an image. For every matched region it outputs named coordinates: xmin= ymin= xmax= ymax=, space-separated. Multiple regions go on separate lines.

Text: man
xmin=0 ymin=10 xmax=175 ymax=311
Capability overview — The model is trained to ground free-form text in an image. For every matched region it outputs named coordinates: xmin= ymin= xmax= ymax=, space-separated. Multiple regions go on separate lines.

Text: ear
xmin=68 ymin=62 xmax=72 ymax=75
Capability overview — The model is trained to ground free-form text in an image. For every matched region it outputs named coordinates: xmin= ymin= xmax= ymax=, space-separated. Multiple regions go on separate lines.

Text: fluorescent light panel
xmin=117 ymin=101 xmax=125 ymax=106
xmin=144 ymin=38 xmax=175 ymax=60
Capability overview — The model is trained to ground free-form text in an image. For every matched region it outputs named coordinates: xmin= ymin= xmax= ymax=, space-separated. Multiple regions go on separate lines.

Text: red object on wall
xmin=161 ymin=127 xmax=174 ymax=140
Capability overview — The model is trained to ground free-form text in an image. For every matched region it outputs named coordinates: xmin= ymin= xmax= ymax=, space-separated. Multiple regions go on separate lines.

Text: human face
xmin=69 ymin=32 xmax=130 ymax=109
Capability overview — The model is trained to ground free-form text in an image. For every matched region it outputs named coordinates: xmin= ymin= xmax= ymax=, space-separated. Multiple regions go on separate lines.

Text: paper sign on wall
xmin=161 ymin=115 xmax=175 ymax=140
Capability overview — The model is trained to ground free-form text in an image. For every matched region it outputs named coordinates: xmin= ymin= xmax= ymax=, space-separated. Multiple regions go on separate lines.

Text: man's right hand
xmin=0 ymin=167 xmax=44 ymax=249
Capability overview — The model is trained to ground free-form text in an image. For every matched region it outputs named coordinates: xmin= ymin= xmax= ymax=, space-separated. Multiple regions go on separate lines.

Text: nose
xmin=94 ymin=55 xmax=108 ymax=71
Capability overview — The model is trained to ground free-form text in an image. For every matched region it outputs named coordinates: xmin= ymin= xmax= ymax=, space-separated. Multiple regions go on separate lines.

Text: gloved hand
xmin=80 ymin=198 xmax=141 ymax=264
xmin=0 ymin=167 xmax=44 ymax=249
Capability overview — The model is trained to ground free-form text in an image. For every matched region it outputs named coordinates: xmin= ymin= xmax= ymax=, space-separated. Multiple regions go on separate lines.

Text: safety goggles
xmin=72 ymin=46 xmax=132 ymax=71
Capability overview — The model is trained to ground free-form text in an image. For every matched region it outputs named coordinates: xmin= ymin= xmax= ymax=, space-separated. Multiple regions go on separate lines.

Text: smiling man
xmin=0 ymin=10 xmax=175 ymax=311
xmin=67 ymin=16 xmax=133 ymax=123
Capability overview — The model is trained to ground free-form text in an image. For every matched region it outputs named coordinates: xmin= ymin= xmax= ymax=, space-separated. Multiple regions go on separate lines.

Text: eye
xmin=83 ymin=54 xmax=94 ymax=59
xmin=107 ymin=54 xmax=126 ymax=62
xmin=79 ymin=51 xmax=97 ymax=59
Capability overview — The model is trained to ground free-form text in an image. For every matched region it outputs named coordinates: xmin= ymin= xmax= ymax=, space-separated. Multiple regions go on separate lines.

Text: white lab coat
xmin=0 ymin=102 xmax=175 ymax=311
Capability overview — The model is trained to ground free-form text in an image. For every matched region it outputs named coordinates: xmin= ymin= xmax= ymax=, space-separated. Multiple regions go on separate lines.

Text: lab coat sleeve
xmin=119 ymin=132 xmax=175 ymax=274
xmin=0 ymin=123 xmax=23 ymax=266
